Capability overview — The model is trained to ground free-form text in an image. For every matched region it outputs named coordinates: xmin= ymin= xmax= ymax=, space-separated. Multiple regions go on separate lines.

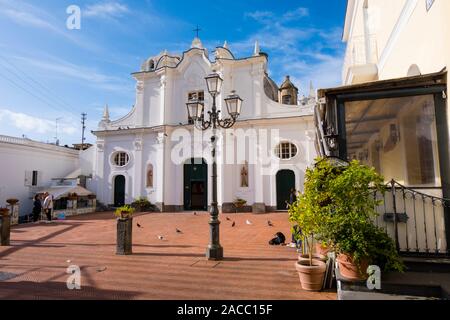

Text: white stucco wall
xmin=0 ymin=136 xmax=79 ymax=216
xmin=343 ymin=0 xmax=450 ymax=84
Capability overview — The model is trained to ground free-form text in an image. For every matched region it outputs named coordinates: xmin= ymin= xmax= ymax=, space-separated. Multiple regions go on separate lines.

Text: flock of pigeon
xmin=135 ymin=211 xmax=275 ymax=241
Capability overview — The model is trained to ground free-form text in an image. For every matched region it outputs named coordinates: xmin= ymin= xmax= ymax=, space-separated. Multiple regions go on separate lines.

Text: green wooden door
xmin=184 ymin=159 xmax=208 ymax=210
xmin=114 ymin=175 xmax=126 ymax=207
xmin=276 ymin=170 xmax=295 ymax=210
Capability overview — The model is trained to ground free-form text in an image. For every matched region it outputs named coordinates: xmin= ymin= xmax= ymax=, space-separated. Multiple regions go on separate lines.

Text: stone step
xmin=402 ymin=257 xmax=450 ymax=273
xmin=336 ymin=266 xmax=449 ymax=300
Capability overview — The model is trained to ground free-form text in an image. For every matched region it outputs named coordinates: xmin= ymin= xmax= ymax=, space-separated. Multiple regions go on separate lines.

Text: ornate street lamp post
xmin=186 ymin=72 xmax=243 ymax=260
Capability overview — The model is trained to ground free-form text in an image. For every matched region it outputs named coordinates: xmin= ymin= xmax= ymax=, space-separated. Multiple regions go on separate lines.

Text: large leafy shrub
xmin=290 ymin=157 xmax=404 ymax=272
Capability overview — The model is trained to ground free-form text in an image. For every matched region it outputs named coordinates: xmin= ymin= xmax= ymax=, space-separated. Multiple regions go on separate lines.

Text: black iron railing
xmin=373 ymin=180 xmax=449 ymax=257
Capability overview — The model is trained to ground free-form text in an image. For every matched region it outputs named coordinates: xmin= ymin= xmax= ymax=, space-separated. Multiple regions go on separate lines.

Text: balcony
xmin=342 ymin=35 xmax=379 ymax=85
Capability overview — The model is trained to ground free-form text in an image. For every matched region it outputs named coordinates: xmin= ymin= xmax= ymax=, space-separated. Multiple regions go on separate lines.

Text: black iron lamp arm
xmin=195 ymin=109 xmax=236 ymax=131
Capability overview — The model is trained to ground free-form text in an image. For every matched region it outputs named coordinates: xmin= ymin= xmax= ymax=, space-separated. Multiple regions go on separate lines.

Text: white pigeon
xmin=246 ymin=220 xmax=252 ymax=225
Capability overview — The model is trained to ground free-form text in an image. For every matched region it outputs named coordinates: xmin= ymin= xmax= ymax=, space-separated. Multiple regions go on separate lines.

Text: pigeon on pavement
xmin=176 ymin=228 xmax=182 ymax=234
xmin=267 ymin=220 xmax=274 ymax=227
xmin=246 ymin=220 xmax=252 ymax=225
xmin=137 ymin=223 xmax=142 ymax=228
xmin=231 ymin=221 xmax=236 ymax=227
xmin=226 ymin=217 xmax=231 ymax=221
xmin=158 ymin=235 xmax=165 ymax=240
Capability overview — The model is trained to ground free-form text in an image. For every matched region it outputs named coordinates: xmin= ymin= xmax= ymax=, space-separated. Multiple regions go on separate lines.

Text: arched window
xmin=148 ymin=59 xmax=155 ymax=70
xmin=275 ymin=142 xmax=298 ymax=160
xmin=113 ymin=152 xmax=129 ymax=167
xmin=146 ymin=164 xmax=154 ymax=188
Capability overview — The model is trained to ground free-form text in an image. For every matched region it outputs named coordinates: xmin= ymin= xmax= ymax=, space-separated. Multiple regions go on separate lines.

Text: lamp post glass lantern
xmin=186 ymin=72 xmax=243 ymax=260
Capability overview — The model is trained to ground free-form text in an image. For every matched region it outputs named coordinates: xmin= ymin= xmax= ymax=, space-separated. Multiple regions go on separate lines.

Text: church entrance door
xmin=184 ymin=159 xmax=208 ymax=211
xmin=114 ymin=175 xmax=126 ymax=207
xmin=276 ymin=170 xmax=295 ymax=210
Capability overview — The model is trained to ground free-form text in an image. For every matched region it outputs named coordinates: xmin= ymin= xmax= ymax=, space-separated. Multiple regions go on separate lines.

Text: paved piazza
xmin=0 ymin=212 xmax=336 ymax=300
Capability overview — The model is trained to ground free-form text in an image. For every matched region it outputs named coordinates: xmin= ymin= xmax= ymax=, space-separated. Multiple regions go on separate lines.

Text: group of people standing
xmin=32 ymin=192 xmax=54 ymax=223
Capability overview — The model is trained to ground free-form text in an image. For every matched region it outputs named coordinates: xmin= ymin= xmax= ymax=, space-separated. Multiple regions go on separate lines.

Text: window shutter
xmin=37 ymin=171 xmax=43 ymax=187
xmin=24 ymin=171 xmax=33 ymax=186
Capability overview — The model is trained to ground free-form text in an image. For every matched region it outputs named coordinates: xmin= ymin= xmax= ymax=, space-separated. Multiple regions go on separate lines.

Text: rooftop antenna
xmin=55 ymin=117 xmax=62 ymax=145
xmin=81 ymin=113 xmax=87 ymax=150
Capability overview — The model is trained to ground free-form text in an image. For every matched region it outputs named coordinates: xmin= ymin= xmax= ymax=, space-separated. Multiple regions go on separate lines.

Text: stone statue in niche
xmin=147 ymin=165 xmax=153 ymax=188
xmin=240 ymin=162 xmax=249 ymax=188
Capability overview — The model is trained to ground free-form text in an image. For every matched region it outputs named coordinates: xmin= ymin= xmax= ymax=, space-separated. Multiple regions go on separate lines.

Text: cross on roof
xmin=193 ymin=25 xmax=201 ymax=38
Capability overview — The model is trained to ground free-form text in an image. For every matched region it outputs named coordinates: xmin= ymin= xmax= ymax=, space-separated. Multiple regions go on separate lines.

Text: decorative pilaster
xmin=155 ymin=132 xmax=166 ymax=211
xmin=134 ymin=135 xmax=144 ymax=199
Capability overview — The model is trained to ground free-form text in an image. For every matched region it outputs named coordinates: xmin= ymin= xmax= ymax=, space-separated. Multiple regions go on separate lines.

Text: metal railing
xmin=373 ymin=180 xmax=449 ymax=257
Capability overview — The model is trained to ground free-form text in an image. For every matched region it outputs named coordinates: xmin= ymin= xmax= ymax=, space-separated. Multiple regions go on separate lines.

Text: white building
xmin=89 ymin=38 xmax=317 ymax=213
xmin=342 ymin=0 xmax=450 ymax=85
xmin=316 ymin=0 xmax=450 ymax=254
xmin=0 ymin=135 xmax=81 ymax=218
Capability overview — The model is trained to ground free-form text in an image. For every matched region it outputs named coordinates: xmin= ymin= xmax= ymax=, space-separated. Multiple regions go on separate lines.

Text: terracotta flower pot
xmin=295 ymin=260 xmax=327 ymax=291
xmin=337 ymin=253 xmax=370 ymax=281
xmin=298 ymin=253 xmax=328 ymax=264
xmin=6 ymin=199 xmax=19 ymax=205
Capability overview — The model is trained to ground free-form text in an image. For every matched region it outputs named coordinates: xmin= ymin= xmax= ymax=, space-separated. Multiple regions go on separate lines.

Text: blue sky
xmin=0 ymin=0 xmax=347 ymax=146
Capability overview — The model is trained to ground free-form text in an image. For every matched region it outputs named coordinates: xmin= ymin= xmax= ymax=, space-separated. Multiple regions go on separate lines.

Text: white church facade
xmin=89 ymin=38 xmax=317 ymax=213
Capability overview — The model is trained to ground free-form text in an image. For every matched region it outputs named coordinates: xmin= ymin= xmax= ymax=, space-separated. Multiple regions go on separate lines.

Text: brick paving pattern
xmin=0 ymin=212 xmax=336 ymax=300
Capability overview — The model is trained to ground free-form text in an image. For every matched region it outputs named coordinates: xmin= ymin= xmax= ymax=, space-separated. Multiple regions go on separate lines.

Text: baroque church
xmin=90 ymin=37 xmax=317 ymax=213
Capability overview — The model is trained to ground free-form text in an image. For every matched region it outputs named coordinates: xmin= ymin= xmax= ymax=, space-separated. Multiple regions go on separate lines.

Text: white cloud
xmin=283 ymin=7 xmax=309 ymax=21
xmin=245 ymin=11 xmax=274 ymax=24
xmin=0 ymin=0 xmax=102 ymax=53
xmin=84 ymin=2 xmax=129 ymax=18
xmin=0 ymin=109 xmax=77 ymax=135
xmin=1 ymin=8 xmax=59 ymax=32
xmin=11 ymin=54 xmax=133 ymax=93
xmin=246 ymin=7 xmax=309 ymax=25
xmin=237 ymin=7 xmax=344 ymax=93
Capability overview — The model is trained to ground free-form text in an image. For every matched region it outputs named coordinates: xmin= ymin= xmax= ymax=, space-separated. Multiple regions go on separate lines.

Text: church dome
xmin=264 ymin=74 xmax=279 ymax=102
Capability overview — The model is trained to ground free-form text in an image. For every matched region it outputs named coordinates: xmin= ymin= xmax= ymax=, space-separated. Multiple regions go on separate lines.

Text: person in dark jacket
xmin=32 ymin=194 xmax=42 ymax=222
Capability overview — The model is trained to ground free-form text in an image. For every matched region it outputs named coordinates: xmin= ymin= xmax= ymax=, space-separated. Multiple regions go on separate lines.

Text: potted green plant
xmin=234 ymin=198 xmax=247 ymax=208
xmin=320 ymin=159 xmax=404 ymax=280
xmin=115 ymin=205 xmax=135 ymax=255
xmin=289 ymin=159 xmax=340 ymax=291
xmin=0 ymin=208 xmax=10 ymax=246
xmin=131 ymin=197 xmax=155 ymax=212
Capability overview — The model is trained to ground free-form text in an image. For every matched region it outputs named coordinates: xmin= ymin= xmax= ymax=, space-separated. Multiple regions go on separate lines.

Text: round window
xmin=275 ymin=142 xmax=298 ymax=160
xmin=113 ymin=152 xmax=130 ymax=167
